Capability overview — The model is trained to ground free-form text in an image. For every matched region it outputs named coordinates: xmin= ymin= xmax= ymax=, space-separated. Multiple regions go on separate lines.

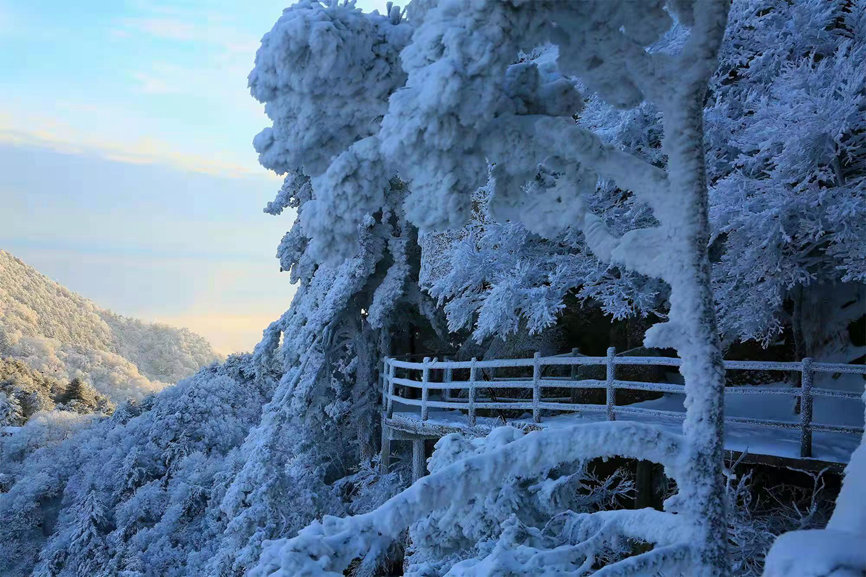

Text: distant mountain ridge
xmin=0 ymin=250 xmax=221 ymax=402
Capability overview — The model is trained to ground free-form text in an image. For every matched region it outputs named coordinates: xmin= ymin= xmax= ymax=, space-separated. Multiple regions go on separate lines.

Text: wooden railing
xmin=382 ymin=349 xmax=866 ymax=458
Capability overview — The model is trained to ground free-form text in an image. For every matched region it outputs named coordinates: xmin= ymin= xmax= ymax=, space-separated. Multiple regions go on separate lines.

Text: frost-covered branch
xmin=250 ymin=422 xmax=686 ymax=576
xmin=526 ymin=117 xmax=670 ymax=208
xmin=592 ymin=543 xmax=695 ymax=577
xmin=444 ymin=508 xmax=689 ymax=576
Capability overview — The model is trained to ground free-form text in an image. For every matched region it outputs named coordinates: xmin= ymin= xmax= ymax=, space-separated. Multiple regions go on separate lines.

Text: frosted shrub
xmin=404 ymin=427 xmax=634 ymax=576
xmin=726 ymin=466 xmax=833 ymax=577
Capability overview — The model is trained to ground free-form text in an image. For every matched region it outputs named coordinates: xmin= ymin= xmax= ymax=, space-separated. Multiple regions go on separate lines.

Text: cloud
xmin=0 ymin=122 xmax=276 ymax=180
xmin=131 ymin=70 xmax=180 ymax=94
xmin=116 ymin=13 xmax=259 ymax=54
xmin=153 ymin=313 xmax=280 ymax=355
xmin=127 ymin=17 xmax=197 ymax=41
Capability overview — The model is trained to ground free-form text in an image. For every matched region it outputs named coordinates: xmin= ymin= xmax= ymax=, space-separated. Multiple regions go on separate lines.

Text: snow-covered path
xmin=383 ymin=354 xmax=865 ymax=468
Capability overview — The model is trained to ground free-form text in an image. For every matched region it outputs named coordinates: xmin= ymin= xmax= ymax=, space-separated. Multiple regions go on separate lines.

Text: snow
xmin=761 ymin=387 xmax=866 ymax=576
xmin=388 ymin=400 xmax=861 ymax=466
xmin=763 ymin=529 xmax=866 ymax=577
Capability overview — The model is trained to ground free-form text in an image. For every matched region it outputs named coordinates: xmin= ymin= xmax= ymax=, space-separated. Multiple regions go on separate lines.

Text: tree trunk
xmin=661 ymin=88 xmax=729 ymax=576
xmin=791 ymin=282 xmax=866 ymax=363
xmin=353 ymin=317 xmax=377 ymax=462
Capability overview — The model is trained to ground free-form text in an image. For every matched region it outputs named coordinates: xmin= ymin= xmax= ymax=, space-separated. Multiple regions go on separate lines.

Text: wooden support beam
xmin=379 ymin=424 xmax=391 ymax=473
xmin=532 ymin=352 xmax=542 ymax=423
xmin=412 ymin=439 xmax=426 ymax=482
xmin=635 ymin=460 xmax=662 ymax=510
xmin=800 ymin=357 xmax=814 ymax=458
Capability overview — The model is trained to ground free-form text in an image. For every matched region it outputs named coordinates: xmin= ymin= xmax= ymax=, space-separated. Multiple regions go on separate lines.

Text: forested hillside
xmin=0 ymin=357 xmax=114 ymax=427
xmin=0 ymin=250 xmax=221 ymax=401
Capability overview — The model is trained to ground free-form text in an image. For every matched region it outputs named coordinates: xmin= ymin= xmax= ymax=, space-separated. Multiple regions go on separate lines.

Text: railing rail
xmin=382 ymin=349 xmax=866 ymax=458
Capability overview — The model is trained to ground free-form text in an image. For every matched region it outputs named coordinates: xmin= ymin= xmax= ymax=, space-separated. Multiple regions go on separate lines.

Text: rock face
xmin=0 ymin=250 xmax=221 ymax=402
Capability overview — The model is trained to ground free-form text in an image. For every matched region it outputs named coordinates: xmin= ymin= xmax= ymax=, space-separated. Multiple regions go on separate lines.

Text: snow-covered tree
xmin=251 ymin=0 xmax=734 ymax=575
xmin=200 ymin=2 xmax=447 ymax=571
xmin=416 ymin=0 xmax=866 ymax=362
xmin=705 ymin=0 xmax=866 ymax=358
xmin=421 ymin=159 xmax=665 ymax=347
xmin=0 ymin=354 xmax=271 ymax=577
xmin=0 ymin=391 xmax=23 ymax=427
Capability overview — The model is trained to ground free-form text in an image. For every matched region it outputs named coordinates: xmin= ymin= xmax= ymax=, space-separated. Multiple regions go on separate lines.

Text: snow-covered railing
xmin=382 ymin=349 xmax=866 ymax=459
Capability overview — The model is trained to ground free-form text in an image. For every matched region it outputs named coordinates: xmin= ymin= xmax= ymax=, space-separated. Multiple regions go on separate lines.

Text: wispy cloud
xmin=0 ymin=0 xmax=285 ymax=180
xmin=126 ymin=17 xmax=197 ymax=41
xmin=116 ymin=12 xmax=260 ymax=55
xmin=0 ymin=121 xmax=276 ymax=180
xmin=131 ymin=67 xmax=182 ymax=94
xmin=153 ymin=312 xmax=280 ymax=355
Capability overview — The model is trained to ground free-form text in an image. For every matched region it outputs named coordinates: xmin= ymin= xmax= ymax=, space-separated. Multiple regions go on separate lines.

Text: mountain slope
xmin=0 ymin=250 xmax=221 ymax=401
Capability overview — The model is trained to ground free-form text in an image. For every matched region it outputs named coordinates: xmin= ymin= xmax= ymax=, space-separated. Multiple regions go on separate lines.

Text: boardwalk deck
xmin=380 ymin=352 xmax=866 ymax=479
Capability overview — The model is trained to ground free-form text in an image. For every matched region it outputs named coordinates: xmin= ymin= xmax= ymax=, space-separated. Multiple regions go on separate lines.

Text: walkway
xmin=380 ymin=350 xmax=865 ymax=479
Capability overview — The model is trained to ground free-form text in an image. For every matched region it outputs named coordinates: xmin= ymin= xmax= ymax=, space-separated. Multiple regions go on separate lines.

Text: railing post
xmin=443 ymin=358 xmax=453 ymax=402
xmin=386 ymin=359 xmax=396 ymax=418
xmin=532 ymin=352 xmax=542 ymax=423
xmin=381 ymin=358 xmax=388 ymax=409
xmin=606 ymin=347 xmax=616 ymax=421
xmin=800 ymin=357 xmax=814 ymax=458
xmin=421 ymin=357 xmax=431 ymax=421
xmin=469 ymin=357 xmax=477 ymax=427
xmin=570 ymin=347 xmax=580 ymax=404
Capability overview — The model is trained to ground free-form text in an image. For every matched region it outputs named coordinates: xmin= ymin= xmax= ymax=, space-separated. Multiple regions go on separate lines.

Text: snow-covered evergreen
xmin=706 ymin=0 xmax=866 ymax=354
xmin=254 ymin=0 xmax=735 ymax=574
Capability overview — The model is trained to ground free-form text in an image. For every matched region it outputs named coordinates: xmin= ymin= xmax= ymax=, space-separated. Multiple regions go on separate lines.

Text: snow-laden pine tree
xmin=422 ymin=169 xmax=664 ymax=348
xmin=414 ymin=49 xmax=671 ymax=348
xmin=202 ymin=2 xmax=451 ymax=572
xmin=706 ymin=0 xmax=866 ymax=360
xmin=418 ymin=0 xmax=866 ymax=365
xmin=250 ymin=1 xmax=734 ymax=575
xmin=0 ymin=354 xmax=261 ymax=576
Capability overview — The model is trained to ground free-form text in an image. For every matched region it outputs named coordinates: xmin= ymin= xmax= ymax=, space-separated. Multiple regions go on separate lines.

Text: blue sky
xmin=0 ymin=0 xmax=381 ymax=354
